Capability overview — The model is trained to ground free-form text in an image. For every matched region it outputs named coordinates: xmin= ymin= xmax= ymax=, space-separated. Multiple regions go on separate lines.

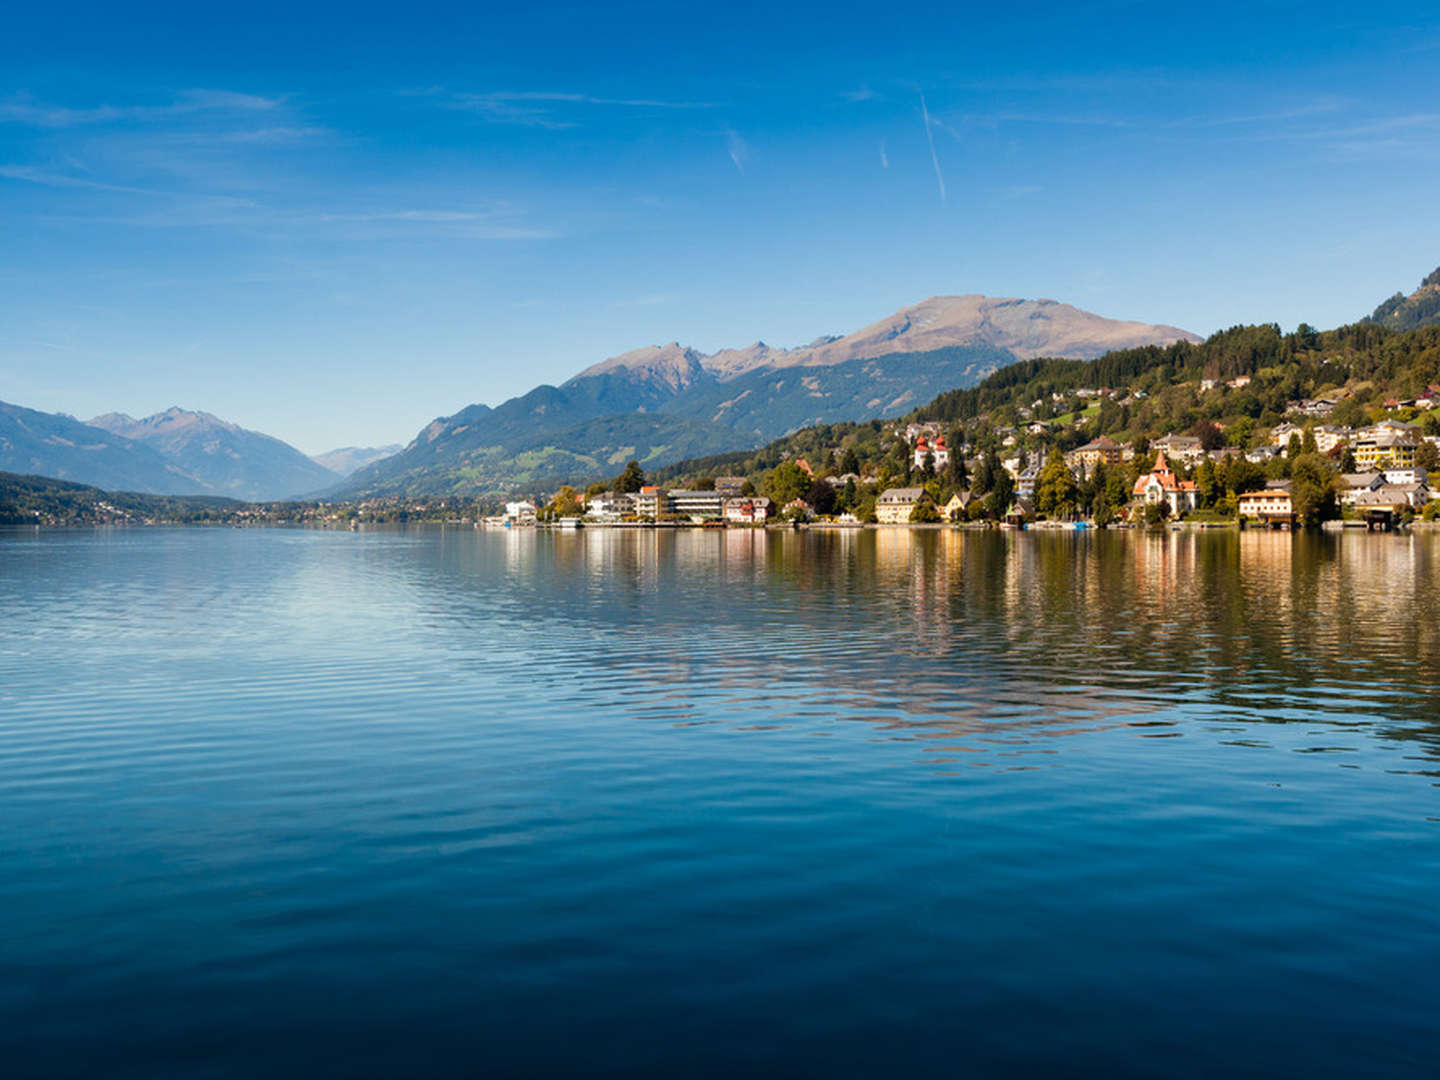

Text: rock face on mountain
xmin=340 ymin=294 xmax=1198 ymax=498
xmin=1367 ymin=267 xmax=1440 ymax=331
xmin=310 ymin=444 xmax=403 ymax=478
xmin=0 ymin=400 xmax=208 ymax=495
xmin=577 ymin=296 xmax=1200 ymax=382
xmin=87 ymin=408 xmax=340 ymax=501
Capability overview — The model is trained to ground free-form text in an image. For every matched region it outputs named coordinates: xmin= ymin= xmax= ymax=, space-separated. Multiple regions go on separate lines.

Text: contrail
xmin=726 ymin=129 xmax=748 ymax=174
xmin=920 ymin=93 xmax=946 ymax=201
xmin=879 ymin=139 xmax=889 ymax=168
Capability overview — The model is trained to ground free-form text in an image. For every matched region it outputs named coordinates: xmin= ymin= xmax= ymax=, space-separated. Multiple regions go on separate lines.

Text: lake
xmin=2 ymin=526 xmax=1438 ymax=1076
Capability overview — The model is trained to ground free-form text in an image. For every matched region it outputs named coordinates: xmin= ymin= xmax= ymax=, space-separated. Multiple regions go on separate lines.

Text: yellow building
xmin=1354 ymin=428 xmax=1419 ymax=469
xmin=1238 ymin=485 xmax=1297 ymax=528
xmin=877 ymin=487 xmax=926 ymax=524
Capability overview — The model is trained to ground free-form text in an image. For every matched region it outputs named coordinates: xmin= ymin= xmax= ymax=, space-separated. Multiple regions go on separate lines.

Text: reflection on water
xmin=1 ymin=526 xmax=1438 ymax=1077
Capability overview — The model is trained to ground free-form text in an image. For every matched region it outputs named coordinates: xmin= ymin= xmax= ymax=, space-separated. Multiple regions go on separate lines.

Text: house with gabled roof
xmin=1132 ymin=451 xmax=1200 ymax=516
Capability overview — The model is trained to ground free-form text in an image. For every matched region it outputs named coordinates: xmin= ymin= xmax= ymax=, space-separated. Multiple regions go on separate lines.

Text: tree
xmin=764 ymin=462 xmax=810 ymax=504
xmin=1416 ymin=441 xmax=1440 ymax=474
xmin=1144 ymin=501 xmax=1170 ymax=526
xmin=1290 ymin=452 xmax=1338 ymax=526
xmin=1331 ymin=397 xmax=1366 ymax=429
xmin=840 ymin=447 xmax=861 ymax=476
xmin=1301 ymin=426 xmax=1318 ymax=455
xmin=972 ymin=454 xmax=997 ymax=497
xmin=1286 ymin=433 xmax=1302 ymax=460
xmin=807 ymin=476 xmax=838 ymax=516
xmin=546 ymin=485 xmax=584 ymax=518
xmin=1339 ymin=446 xmax=1358 ymax=473
xmin=909 ymin=499 xmax=941 ymax=523
xmin=986 ymin=469 xmax=1015 ymax=519
xmin=613 ymin=460 xmax=646 ymax=493
xmin=1195 ymin=459 xmax=1218 ymax=508
xmin=949 ymin=452 xmax=969 ymax=489
xmin=693 ymin=476 xmax=716 ymax=490
xmin=1190 ymin=419 xmax=1226 ymax=451
xmin=1034 ymin=449 xmax=1079 ymax=519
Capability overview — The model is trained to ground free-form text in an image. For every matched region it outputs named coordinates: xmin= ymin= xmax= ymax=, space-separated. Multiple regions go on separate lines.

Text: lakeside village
xmin=498 ymin=390 xmax=1440 ymax=533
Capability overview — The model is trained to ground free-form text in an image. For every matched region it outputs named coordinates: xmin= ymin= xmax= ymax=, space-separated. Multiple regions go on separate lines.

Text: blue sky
xmin=3 ymin=1 xmax=1439 ymax=453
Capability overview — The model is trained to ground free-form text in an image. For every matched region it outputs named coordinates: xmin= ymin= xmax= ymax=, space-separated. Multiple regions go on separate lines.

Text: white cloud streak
xmin=726 ymin=129 xmax=749 ymax=173
xmin=437 ymin=89 xmax=715 ymax=129
xmin=0 ymin=90 xmax=282 ymax=128
xmin=920 ymin=93 xmax=946 ymax=202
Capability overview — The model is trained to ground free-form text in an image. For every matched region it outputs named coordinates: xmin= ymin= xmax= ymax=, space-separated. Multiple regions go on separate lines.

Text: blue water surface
xmin=1 ymin=526 xmax=1437 ymax=1076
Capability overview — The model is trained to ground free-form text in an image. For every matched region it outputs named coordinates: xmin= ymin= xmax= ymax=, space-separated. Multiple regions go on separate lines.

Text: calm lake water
xmin=2 ymin=526 xmax=1438 ymax=1077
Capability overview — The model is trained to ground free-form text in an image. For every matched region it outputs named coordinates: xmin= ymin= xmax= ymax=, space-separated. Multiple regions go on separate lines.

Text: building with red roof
xmin=1133 ymin=451 xmax=1200 ymax=517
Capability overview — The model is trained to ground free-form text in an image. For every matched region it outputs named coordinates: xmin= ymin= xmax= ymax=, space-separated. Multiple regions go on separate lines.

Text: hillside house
xmin=1152 ymin=434 xmax=1207 ymax=465
xmin=1354 ymin=428 xmax=1420 ymax=469
xmin=1337 ymin=472 xmax=1385 ymax=508
xmin=912 ymin=435 xmax=951 ymax=471
xmin=1069 ymin=435 xmax=1125 ymax=475
xmin=1133 ymin=451 xmax=1200 ymax=516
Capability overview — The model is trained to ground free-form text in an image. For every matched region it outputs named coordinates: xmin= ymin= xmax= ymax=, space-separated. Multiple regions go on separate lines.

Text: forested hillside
xmin=1367 ymin=268 xmax=1440 ymax=332
xmin=639 ymin=320 xmax=1440 ymax=525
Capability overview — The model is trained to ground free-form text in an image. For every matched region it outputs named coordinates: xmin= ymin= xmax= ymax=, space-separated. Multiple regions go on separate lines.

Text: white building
xmin=586 ymin=493 xmax=635 ymax=521
xmin=723 ymin=497 xmax=773 ymax=524
xmin=1382 ymin=468 xmax=1429 ymax=487
xmin=911 ymin=435 xmax=951 ymax=471
xmin=669 ymin=490 xmax=728 ymax=520
xmin=1314 ymin=426 xmax=1353 ymax=454
xmin=504 ymin=500 xmax=538 ymax=524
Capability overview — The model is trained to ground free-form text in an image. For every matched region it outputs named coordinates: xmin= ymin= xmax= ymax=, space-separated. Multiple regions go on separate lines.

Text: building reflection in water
xmin=434 ymin=527 xmax=1440 ymax=770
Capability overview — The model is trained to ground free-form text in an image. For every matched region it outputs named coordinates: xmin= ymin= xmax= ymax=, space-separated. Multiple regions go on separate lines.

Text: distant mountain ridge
xmin=339 ymin=294 xmax=1199 ymax=498
xmin=1367 ymin=267 xmax=1440 ymax=331
xmin=576 ymin=295 xmax=1201 ymax=382
xmin=88 ymin=407 xmax=339 ymax=502
xmin=310 ymin=444 xmax=403 ymax=478
xmin=0 ymin=400 xmax=208 ymax=495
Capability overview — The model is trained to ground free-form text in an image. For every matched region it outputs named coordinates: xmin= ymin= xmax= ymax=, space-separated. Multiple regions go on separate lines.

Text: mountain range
xmin=311 ymin=444 xmax=404 ymax=478
xmin=0 ymin=403 xmax=400 ymax=501
xmin=6 ymin=275 xmax=1435 ymax=504
xmin=87 ymin=408 xmax=340 ymax=501
xmin=0 ymin=401 xmax=211 ymax=495
xmin=337 ymin=295 xmax=1201 ymax=497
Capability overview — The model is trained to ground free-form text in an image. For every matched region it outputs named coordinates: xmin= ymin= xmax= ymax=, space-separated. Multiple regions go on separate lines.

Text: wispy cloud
xmin=726 ymin=129 xmax=749 ymax=173
xmin=0 ymin=89 xmax=281 ymax=127
xmin=2 ymin=165 xmax=558 ymax=237
xmin=843 ymin=86 xmax=878 ymax=103
xmin=612 ymin=294 xmax=670 ymax=308
xmin=920 ymin=93 xmax=946 ymax=202
xmin=879 ymin=139 xmax=889 ymax=168
xmin=942 ymin=111 xmax=1135 ymax=132
xmin=215 ymin=126 xmax=328 ymax=144
xmin=1271 ymin=113 xmax=1440 ymax=140
xmin=0 ymin=164 xmax=256 ymax=206
xmin=431 ymin=89 xmax=716 ymax=129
